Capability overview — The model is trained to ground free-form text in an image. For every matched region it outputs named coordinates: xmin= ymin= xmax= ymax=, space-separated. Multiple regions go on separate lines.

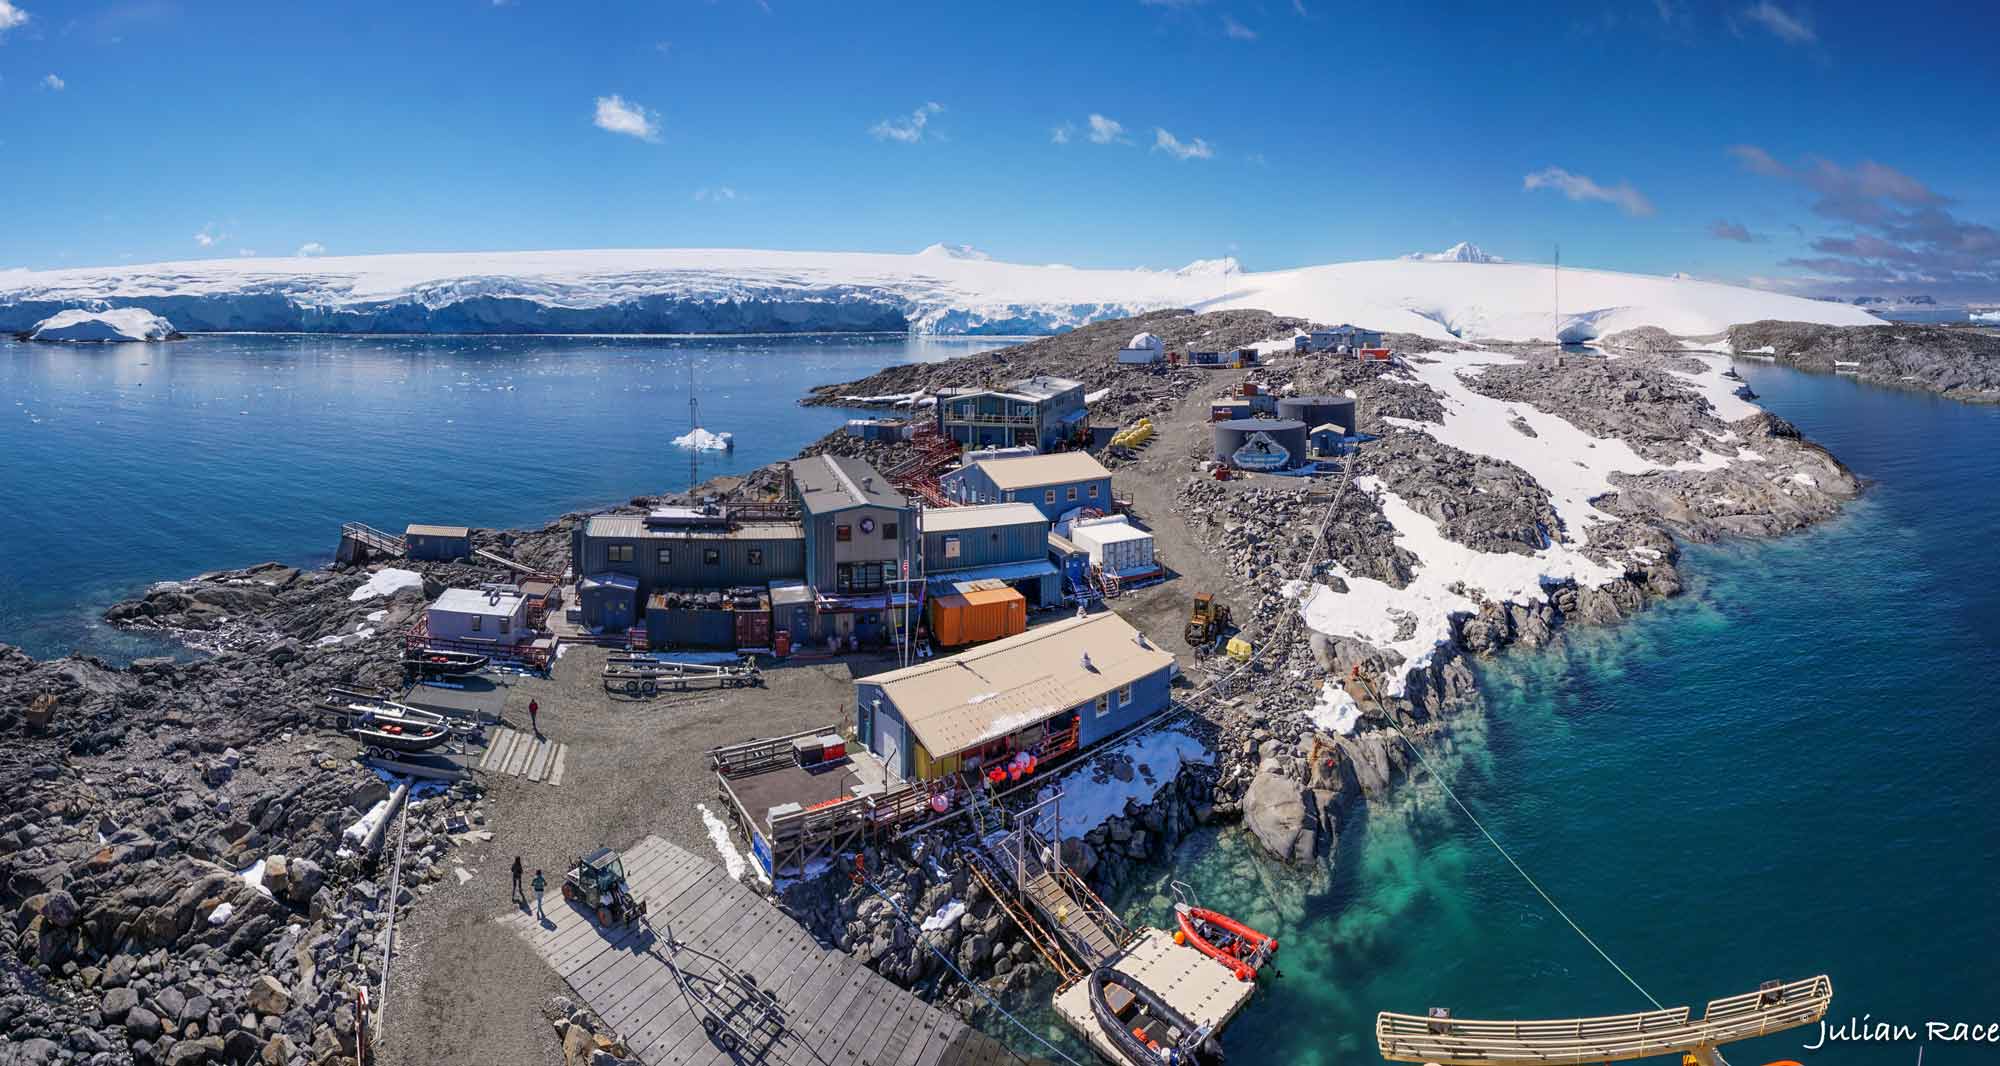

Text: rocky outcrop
xmin=1728 ymin=320 xmax=2000 ymax=405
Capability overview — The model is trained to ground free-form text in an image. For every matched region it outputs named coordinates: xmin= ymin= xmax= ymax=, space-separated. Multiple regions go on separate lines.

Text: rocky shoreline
xmin=1725 ymin=319 xmax=2000 ymax=405
xmin=0 ymin=311 xmax=1904 ymax=1066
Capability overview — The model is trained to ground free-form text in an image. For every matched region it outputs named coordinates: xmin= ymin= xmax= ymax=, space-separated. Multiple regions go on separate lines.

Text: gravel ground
xmin=378 ymin=645 xmax=898 ymax=1066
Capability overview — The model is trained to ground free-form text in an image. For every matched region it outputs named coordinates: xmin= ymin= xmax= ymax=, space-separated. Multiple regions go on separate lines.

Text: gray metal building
xmin=920 ymin=503 xmax=1062 ymax=607
xmin=789 ymin=455 xmax=917 ymax=598
xmin=934 ymin=375 xmax=1090 ymax=451
xmin=569 ymin=509 xmax=805 ymax=628
xmin=404 ymin=523 xmax=471 ymax=562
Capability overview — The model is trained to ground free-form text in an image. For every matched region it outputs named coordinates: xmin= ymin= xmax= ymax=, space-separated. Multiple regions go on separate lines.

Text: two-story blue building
xmin=939 ymin=451 xmax=1114 ymax=519
xmin=934 ymin=375 xmax=1089 ymax=451
xmin=852 ymin=612 xmax=1178 ymax=783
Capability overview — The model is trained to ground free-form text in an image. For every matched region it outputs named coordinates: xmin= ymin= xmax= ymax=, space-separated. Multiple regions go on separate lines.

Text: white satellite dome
xmin=1125 ymin=331 xmax=1165 ymax=351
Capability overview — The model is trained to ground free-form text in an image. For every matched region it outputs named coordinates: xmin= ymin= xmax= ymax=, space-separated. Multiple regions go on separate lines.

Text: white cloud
xmin=1222 ymin=14 xmax=1257 ymax=39
xmin=1050 ymin=123 xmax=1074 ymax=144
xmin=870 ymin=101 xmax=943 ymax=143
xmin=1522 ymin=166 xmax=1655 ymax=217
xmin=693 ymin=186 xmax=737 ymax=202
xmin=1086 ymin=113 xmax=1126 ymax=144
xmin=1740 ymin=1 xmax=1815 ymax=44
xmin=0 ymin=2 xmax=28 ymax=37
xmin=40 ymin=73 xmax=63 ymax=91
xmin=237 ymin=248 xmax=257 ymax=257
xmin=1153 ymin=127 xmax=1215 ymax=161
xmin=194 ymin=224 xmax=226 ymax=248
xmin=296 ymin=241 xmax=326 ymax=257
xmin=593 ymin=94 xmax=661 ymax=142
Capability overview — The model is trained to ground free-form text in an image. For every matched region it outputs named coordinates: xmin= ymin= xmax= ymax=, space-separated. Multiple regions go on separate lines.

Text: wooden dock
xmin=502 ymin=835 xmax=1035 ymax=1066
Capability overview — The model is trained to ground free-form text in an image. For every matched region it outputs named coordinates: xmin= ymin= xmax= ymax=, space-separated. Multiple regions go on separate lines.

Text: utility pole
xmin=687 ymin=360 xmax=698 ymax=495
xmin=1552 ymin=242 xmax=1561 ymax=346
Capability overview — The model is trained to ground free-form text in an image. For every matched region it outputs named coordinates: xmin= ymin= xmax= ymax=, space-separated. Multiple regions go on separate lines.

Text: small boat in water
xmin=403 ymin=647 xmax=490 ymax=677
xmin=1089 ymin=967 xmax=1224 ymax=1066
xmin=1174 ymin=903 xmax=1278 ymax=982
xmin=1170 ymin=882 xmax=1278 ymax=982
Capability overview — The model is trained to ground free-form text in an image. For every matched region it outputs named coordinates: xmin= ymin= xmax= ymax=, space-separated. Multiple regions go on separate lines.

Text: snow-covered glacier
xmin=0 ymin=245 xmax=1879 ymax=342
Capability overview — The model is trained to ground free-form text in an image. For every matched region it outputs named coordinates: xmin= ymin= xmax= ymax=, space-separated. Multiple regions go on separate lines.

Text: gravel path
xmin=379 ymin=646 xmax=897 ymax=1066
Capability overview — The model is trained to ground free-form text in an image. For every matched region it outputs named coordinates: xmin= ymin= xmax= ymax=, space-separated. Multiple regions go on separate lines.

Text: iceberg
xmin=0 ymin=245 xmax=1880 ymax=343
xmin=26 ymin=307 xmax=180 ymax=342
xmin=672 ymin=427 xmax=734 ymax=451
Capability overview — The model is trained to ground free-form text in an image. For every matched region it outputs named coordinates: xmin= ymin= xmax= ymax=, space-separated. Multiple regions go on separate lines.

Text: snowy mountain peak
xmin=1174 ymin=256 xmax=1242 ymax=279
xmin=1405 ymin=241 xmax=1504 ymax=264
xmin=917 ymin=243 xmax=992 ymax=261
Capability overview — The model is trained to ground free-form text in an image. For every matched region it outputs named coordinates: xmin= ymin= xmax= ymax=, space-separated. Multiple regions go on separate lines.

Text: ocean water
xmin=1096 ymin=362 xmax=2000 ymax=1066
xmin=0 ymin=333 xmax=1009 ymax=660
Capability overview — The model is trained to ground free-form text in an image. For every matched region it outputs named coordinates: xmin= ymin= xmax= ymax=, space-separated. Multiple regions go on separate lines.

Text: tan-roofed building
xmin=404 ymin=523 xmax=471 ymax=561
xmin=940 ymin=451 xmax=1114 ymax=519
xmin=853 ymin=612 xmax=1177 ymax=782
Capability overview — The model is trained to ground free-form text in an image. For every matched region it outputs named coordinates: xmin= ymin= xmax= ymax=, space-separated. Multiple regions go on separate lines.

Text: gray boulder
xmin=1242 ymin=766 xmax=1321 ymax=863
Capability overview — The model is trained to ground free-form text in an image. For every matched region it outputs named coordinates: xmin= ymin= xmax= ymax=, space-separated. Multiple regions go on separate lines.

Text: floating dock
xmin=503 ymin=835 xmax=1028 ymax=1066
xmin=1050 ymin=929 xmax=1256 ymax=1066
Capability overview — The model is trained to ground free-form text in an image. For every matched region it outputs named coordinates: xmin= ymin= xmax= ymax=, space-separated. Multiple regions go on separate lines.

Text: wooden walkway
xmin=502 ymin=835 xmax=1034 ymax=1066
xmin=987 ymin=831 xmax=1121 ymax=967
xmin=478 ymin=726 xmax=568 ymax=787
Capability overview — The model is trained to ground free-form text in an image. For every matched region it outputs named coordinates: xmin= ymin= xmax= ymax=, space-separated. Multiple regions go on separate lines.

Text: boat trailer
xmin=602 ymin=656 xmax=763 ymax=696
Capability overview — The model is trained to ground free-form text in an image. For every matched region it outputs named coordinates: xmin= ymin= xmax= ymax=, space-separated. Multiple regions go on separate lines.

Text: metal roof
xmin=584 ymin=514 xmax=803 ymax=542
xmin=962 ymin=451 xmax=1112 ymax=491
xmin=792 ymin=454 xmax=907 ymax=514
xmin=1069 ymin=518 xmax=1153 ymax=547
xmin=861 ymin=612 xmax=1175 ymax=757
xmin=1005 ymin=375 xmax=1083 ymax=400
xmin=405 ymin=523 xmax=470 ymax=538
xmin=921 ymin=503 xmax=1049 ymax=533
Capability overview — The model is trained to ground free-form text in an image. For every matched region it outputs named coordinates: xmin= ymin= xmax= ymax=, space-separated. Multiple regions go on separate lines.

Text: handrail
xmin=1376 ymin=975 xmax=1833 ymax=1065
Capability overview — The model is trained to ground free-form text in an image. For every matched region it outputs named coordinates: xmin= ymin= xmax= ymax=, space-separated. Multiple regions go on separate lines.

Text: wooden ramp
xmin=478 ymin=726 xmax=568 ymax=787
xmin=502 ymin=835 xmax=1031 ymax=1066
xmin=1377 ymin=975 xmax=1834 ymax=1065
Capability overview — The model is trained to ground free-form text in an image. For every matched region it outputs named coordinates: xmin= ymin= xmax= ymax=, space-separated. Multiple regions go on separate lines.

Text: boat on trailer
xmin=1089 ymin=966 xmax=1225 ymax=1066
xmin=348 ymin=705 xmax=453 ymax=755
xmin=403 ymin=647 xmax=490 ymax=677
xmin=1171 ymin=881 xmax=1278 ymax=982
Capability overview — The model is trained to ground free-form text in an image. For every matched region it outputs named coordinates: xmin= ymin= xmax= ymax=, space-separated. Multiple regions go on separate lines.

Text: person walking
xmin=528 ymin=698 xmax=540 ymax=738
xmin=530 ymin=869 xmax=547 ymax=919
xmin=511 ymin=855 xmax=524 ymax=905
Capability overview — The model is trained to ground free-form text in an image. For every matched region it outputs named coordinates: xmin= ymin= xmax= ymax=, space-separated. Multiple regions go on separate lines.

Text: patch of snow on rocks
xmin=699 ymin=802 xmax=767 ymax=884
xmin=1039 ymin=728 xmax=1211 ymax=841
xmin=1308 ymin=682 xmax=1363 ymax=736
xmin=349 ymin=568 xmax=424 ymax=602
xmin=1295 ymin=478 xmax=1623 ymax=696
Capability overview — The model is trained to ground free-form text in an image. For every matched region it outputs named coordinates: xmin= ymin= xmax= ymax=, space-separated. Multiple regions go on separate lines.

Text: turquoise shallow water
xmin=0 ymin=333 xmax=1008 ymax=660
xmin=1096 ymin=364 xmax=2000 ymax=1066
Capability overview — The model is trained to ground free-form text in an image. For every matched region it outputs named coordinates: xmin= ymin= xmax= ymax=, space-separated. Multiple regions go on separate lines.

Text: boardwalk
xmin=986 ymin=830 xmax=1122 ymax=967
xmin=502 ymin=835 xmax=1032 ymax=1066
xmin=479 ymin=725 xmax=568 ymax=786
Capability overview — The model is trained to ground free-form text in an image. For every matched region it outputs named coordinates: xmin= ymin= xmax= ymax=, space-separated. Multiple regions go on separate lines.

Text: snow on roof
xmin=965 ymin=452 xmax=1111 ymax=491
xmin=431 ymin=587 xmax=526 ymax=616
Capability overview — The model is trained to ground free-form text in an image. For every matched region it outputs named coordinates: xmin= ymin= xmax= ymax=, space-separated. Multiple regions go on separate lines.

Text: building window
xmin=944 ymin=535 xmax=962 ymax=560
xmin=703 ymin=548 xmax=720 ymax=566
xmin=1067 ymin=486 xmax=1078 ymax=502
xmin=471 ymin=615 xmax=483 ymax=632
xmin=838 ymin=562 xmax=886 ymax=593
xmin=747 ymin=548 xmax=764 ymax=566
xmin=836 ymin=524 xmax=852 ymax=542
xmin=656 ymin=547 xmax=672 ymax=565
xmin=1044 ymin=489 xmax=1056 ymax=505
xmin=883 ymin=522 xmax=898 ymax=541
xmin=1094 ymin=693 xmax=1110 ymax=718
xmin=1118 ymin=684 xmax=1133 ymax=707
xmin=499 ymin=618 xmax=511 ymax=636
xmin=1088 ymin=483 xmax=1099 ymax=498
xmin=608 ymin=544 xmax=634 ymax=563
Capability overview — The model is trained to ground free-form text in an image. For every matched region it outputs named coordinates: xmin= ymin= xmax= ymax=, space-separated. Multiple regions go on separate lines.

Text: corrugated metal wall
xmin=575 ymin=530 xmax=805 ymax=598
xmin=924 ymin=519 xmax=1049 ymax=571
xmin=1076 ymin=666 xmax=1174 ymax=750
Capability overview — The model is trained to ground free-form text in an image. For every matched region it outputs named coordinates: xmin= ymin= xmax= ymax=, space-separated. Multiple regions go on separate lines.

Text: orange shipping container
xmin=927 ymin=586 xmax=1027 ymax=647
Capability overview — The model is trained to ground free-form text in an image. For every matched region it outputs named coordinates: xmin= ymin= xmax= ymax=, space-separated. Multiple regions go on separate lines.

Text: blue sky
xmin=2 ymin=0 xmax=1995 ymax=299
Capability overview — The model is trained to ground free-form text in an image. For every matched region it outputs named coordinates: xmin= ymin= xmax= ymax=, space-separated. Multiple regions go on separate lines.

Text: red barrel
xmin=774 ymin=629 xmax=792 ymax=658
